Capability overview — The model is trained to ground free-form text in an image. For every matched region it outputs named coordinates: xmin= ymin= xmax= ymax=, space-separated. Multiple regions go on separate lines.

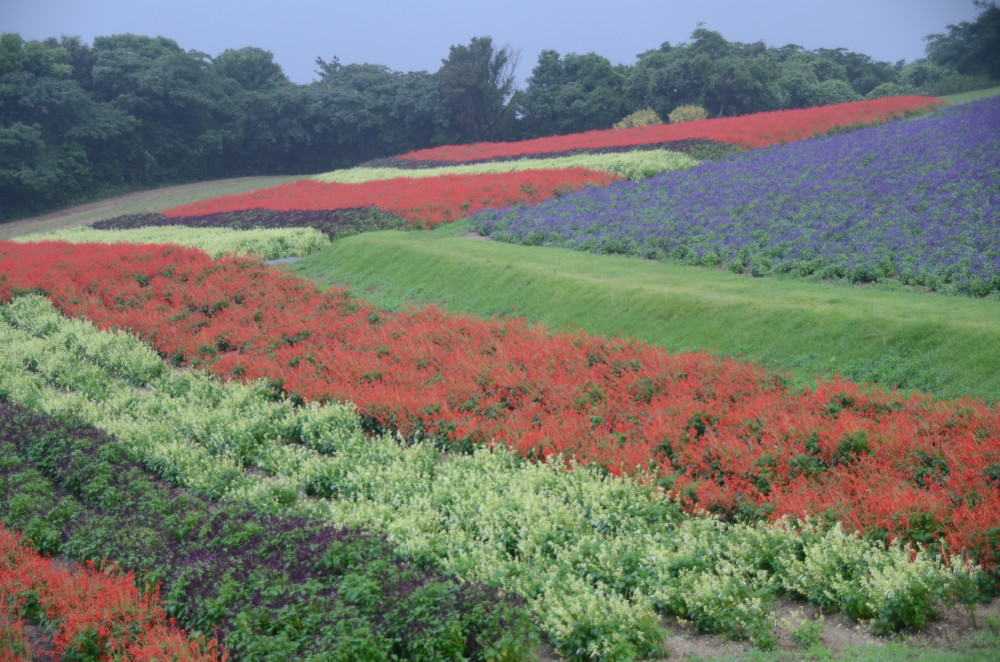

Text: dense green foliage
xmin=2 ymin=3 xmax=996 ymax=220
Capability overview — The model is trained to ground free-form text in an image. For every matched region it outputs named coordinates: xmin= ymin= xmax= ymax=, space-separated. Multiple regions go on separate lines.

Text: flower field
xmin=10 ymin=226 xmax=331 ymax=259
xmin=0 ymin=295 xmax=984 ymax=658
xmin=473 ymin=96 xmax=1000 ymax=295
xmin=396 ymin=96 xmax=944 ymax=162
xmin=161 ymin=169 xmax=621 ymax=229
xmin=90 ymin=207 xmax=411 ymax=240
xmin=1 ymin=94 xmax=999 ymax=660
xmin=1 ymin=240 xmax=999 ymax=565
xmin=0 ymin=524 xmax=226 ymax=661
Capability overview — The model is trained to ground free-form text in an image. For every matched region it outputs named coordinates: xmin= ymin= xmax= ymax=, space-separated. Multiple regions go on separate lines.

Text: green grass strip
xmin=0 ymin=295 xmax=988 ymax=661
xmin=311 ymin=149 xmax=699 ymax=183
xmin=939 ymin=86 xmax=1000 ymax=104
xmin=11 ymin=225 xmax=330 ymax=259
xmin=287 ymin=226 xmax=1000 ymax=401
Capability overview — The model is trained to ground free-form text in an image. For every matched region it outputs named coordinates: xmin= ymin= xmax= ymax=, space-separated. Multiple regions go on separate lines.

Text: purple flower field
xmin=472 ymin=97 xmax=1000 ymax=296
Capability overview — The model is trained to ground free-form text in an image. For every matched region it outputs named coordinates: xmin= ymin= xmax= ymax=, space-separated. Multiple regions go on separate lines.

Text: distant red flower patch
xmin=162 ymin=169 xmax=620 ymax=228
xmin=397 ymin=96 xmax=945 ymax=162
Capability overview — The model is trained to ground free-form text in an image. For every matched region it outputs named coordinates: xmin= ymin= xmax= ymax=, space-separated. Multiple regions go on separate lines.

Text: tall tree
xmin=924 ymin=1 xmax=1000 ymax=80
xmin=516 ymin=50 xmax=628 ymax=137
xmin=625 ymin=29 xmax=782 ymax=118
xmin=0 ymin=33 xmax=131 ymax=219
xmin=89 ymin=34 xmax=241 ymax=181
xmin=437 ymin=36 xmax=519 ymax=142
xmin=213 ymin=46 xmax=290 ymax=91
xmin=308 ymin=58 xmax=449 ymax=167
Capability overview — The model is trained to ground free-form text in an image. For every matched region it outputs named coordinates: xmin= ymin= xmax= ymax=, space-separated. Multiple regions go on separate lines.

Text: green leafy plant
xmin=668 ymin=104 xmax=709 ymax=123
xmin=614 ymin=107 xmax=663 ymax=129
xmin=788 ymin=615 xmax=825 ymax=647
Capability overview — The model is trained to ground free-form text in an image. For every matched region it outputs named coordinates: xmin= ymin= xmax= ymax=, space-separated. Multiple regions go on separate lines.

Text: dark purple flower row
xmin=0 ymin=400 xmax=536 ymax=660
xmin=92 ymin=207 xmax=410 ymax=240
xmin=472 ymin=97 xmax=1000 ymax=296
xmin=359 ymin=139 xmax=743 ymax=169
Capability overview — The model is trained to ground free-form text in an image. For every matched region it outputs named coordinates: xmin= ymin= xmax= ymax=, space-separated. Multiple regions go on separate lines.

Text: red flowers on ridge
xmin=162 ymin=169 xmax=621 ymax=228
xmin=397 ymin=96 xmax=945 ymax=162
xmin=2 ymin=240 xmax=999 ymax=566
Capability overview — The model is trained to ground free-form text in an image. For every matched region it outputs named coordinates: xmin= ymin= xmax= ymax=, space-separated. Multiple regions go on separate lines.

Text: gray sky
xmin=1 ymin=0 xmax=983 ymax=85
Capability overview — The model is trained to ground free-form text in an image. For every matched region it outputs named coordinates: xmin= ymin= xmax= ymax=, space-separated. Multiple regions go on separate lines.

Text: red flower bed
xmin=162 ymin=169 xmax=621 ymax=228
xmin=397 ymin=96 xmax=945 ymax=162
xmin=2 ymin=240 xmax=999 ymax=567
xmin=0 ymin=524 xmax=226 ymax=661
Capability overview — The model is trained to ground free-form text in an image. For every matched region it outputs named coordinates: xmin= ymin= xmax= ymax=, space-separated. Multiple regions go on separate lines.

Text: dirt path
xmin=0 ymin=176 xmax=294 ymax=239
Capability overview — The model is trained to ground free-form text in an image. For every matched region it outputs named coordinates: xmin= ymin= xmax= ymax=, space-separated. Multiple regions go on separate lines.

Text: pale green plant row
xmin=0 ymin=296 xmax=979 ymax=659
xmin=10 ymin=226 xmax=331 ymax=259
xmin=311 ymin=149 xmax=699 ymax=184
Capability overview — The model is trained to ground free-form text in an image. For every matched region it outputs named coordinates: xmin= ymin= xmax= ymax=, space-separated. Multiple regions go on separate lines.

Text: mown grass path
xmin=289 ymin=225 xmax=1000 ymax=401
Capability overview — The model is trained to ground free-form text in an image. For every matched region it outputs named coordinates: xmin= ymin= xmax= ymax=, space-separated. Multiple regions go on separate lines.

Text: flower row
xmin=312 ymin=148 xmax=698 ymax=184
xmin=0 ymin=524 xmax=226 ymax=661
xmin=12 ymin=225 xmax=331 ymax=259
xmin=0 ymin=295 xmax=983 ymax=657
xmin=2 ymin=241 xmax=999 ymax=568
xmin=161 ymin=169 xmax=621 ymax=228
xmin=92 ymin=207 xmax=410 ymax=239
xmin=0 ymin=391 xmax=537 ymax=661
xmin=397 ymin=96 xmax=945 ymax=162
xmin=473 ymin=96 xmax=1000 ymax=295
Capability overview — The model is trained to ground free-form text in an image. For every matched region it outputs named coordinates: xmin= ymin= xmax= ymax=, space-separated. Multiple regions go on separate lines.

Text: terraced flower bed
xmin=474 ymin=96 xmax=1000 ymax=295
xmin=396 ymin=96 xmax=944 ymax=162
xmin=0 ymin=295 xmax=988 ymax=658
xmin=1 ymin=241 xmax=998 ymax=571
xmin=91 ymin=207 xmax=410 ymax=240
xmin=160 ymin=169 xmax=621 ymax=229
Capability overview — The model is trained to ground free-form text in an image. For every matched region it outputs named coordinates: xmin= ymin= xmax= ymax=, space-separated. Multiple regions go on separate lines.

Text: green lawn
xmin=288 ymin=222 xmax=1000 ymax=401
xmin=939 ymin=85 xmax=1000 ymax=104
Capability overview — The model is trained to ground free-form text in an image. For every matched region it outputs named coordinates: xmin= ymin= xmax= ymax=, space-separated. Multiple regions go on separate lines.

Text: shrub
xmin=614 ymin=107 xmax=663 ymax=129
xmin=865 ymin=82 xmax=906 ymax=99
xmin=668 ymin=104 xmax=709 ymax=124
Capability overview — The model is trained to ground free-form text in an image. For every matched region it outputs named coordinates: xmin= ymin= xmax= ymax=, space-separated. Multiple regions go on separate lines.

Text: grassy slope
xmin=288 ymin=222 xmax=1000 ymax=401
xmin=940 ymin=86 xmax=1000 ymax=104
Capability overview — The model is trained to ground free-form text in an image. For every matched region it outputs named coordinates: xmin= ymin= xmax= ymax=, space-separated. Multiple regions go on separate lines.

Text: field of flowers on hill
xmin=2 ymin=94 xmax=999 ymax=660
xmin=473 ymin=96 xmax=1000 ymax=296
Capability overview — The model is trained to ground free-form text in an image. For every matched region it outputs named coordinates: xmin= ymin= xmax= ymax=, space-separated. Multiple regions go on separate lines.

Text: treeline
xmin=1 ymin=1 xmax=997 ymax=220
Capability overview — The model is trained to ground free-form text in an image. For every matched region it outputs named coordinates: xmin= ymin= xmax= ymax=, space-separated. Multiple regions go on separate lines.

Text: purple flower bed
xmin=92 ymin=207 xmax=409 ymax=240
xmin=472 ymin=97 xmax=1000 ymax=296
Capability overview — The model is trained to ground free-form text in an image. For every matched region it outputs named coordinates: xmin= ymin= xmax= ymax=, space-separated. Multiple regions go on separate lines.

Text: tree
xmin=437 ymin=36 xmax=519 ymax=142
xmin=625 ymin=28 xmax=781 ymax=118
xmin=307 ymin=58 xmax=449 ymax=167
xmin=0 ymin=33 xmax=131 ymax=219
xmin=213 ymin=46 xmax=290 ymax=91
xmin=924 ymin=1 xmax=1000 ymax=80
xmin=516 ymin=50 xmax=628 ymax=137
xmin=89 ymin=34 xmax=241 ymax=181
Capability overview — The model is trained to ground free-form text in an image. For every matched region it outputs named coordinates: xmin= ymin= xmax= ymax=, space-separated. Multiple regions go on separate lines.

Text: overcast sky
xmin=1 ymin=0 xmax=983 ymax=86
